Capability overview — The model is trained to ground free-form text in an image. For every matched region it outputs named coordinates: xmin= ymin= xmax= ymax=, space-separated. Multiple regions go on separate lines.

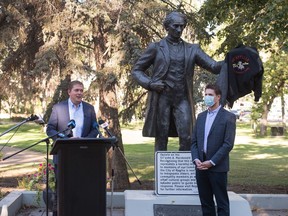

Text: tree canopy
xmin=197 ymin=0 xmax=287 ymax=53
xmin=0 ymin=0 xmax=287 ymax=186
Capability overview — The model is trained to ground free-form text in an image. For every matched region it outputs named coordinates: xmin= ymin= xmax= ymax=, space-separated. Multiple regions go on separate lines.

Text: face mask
xmin=204 ymin=95 xmax=215 ymax=107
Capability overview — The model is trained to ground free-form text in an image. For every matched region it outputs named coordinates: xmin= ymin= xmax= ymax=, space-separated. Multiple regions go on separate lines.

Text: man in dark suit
xmin=46 ymin=80 xmax=98 ymax=216
xmin=132 ymin=11 xmax=223 ymax=151
xmin=191 ymin=83 xmax=236 ymax=216
xmin=46 ymin=80 xmax=98 ymax=141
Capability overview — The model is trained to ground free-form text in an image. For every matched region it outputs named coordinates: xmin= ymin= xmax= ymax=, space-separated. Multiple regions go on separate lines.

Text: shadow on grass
xmin=230 ymin=143 xmax=288 ymax=186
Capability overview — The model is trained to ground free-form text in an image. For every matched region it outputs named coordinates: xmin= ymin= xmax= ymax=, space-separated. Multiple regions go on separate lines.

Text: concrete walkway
xmin=16 ymin=207 xmax=125 ymax=216
xmin=0 ymin=145 xmax=46 ymax=170
xmin=0 ymin=145 xmax=46 ymax=193
xmin=15 ymin=208 xmax=288 ymax=216
xmin=6 ymin=206 xmax=288 ymax=216
xmin=4 ymin=192 xmax=288 ymax=216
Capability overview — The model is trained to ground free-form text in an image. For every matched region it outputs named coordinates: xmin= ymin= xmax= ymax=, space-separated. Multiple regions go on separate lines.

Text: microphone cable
xmin=0 ymin=115 xmax=44 ymax=153
xmin=0 ymin=124 xmax=21 ymax=153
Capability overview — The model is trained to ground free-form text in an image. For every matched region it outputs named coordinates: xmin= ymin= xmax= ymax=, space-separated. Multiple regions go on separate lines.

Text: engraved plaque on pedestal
xmin=155 ymin=151 xmax=198 ymax=195
xmin=154 ymin=204 xmax=202 ymax=216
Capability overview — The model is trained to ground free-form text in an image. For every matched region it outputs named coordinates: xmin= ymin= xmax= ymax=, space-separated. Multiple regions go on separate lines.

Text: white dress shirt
xmin=68 ymin=98 xmax=84 ymax=137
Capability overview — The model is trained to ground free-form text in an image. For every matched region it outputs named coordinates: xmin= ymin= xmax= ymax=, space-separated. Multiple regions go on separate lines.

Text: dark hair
xmin=68 ymin=80 xmax=84 ymax=91
xmin=163 ymin=11 xmax=187 ymax=30
xmin=205 ymin=83 xmax=222 ymax=96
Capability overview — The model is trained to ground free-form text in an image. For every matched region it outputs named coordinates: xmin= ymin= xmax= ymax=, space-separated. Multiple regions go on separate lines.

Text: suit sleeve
xmin=210 ymin=112 xmax=236 ymax=165
xmin=83 ymin=104 xmax=99 ymax=138
xmin=131 ymin=42 xmax=158 ymax=90
xmin=191 ymin=125 xmax=199 ymax=161
xmin=191 ymin=114 xmax=203 ymax=161
xmin=46 ymin=105 xmax=60 ymax=141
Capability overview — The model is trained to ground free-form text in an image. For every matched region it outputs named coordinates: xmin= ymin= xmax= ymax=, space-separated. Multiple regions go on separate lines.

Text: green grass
xmin=123 ymin=121 xmax=288 ymax=188
xmin=1 ymin=120 xmax=287 ymax=189
xmin=0 ymin=122 xmax=47 ymax=153
xmin=230 ymin=134 xmax=288 ymax=186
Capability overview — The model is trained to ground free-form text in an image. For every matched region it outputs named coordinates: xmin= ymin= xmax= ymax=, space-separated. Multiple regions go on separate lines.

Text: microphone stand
xmin=99 ymin=124 xmax=141 ymax=185
xmin=110 ymin=143 xmax=115 ymax=216
xmin=105 ymin=133 xmax=141 ymax=216
xmin=110 ymin=137 xmax=141 ymax=185
xmin=0 ymin=115 xmax=38 ymax=153
xmin=0 ymin=115 xmax=37 ymax=138
xmin=2 ymin=128 xmax=72 ymax=216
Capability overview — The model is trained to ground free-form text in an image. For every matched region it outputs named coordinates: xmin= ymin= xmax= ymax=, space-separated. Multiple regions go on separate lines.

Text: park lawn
xmin=230 ymin=135 xmax=288 ymax=187
xmin=0 ymin=122 xmax=47 ymax=153
xmin=0 ymin=120 xmax=287 ymax=189
xmin=123 ymin=122 xmax=288 ymax=188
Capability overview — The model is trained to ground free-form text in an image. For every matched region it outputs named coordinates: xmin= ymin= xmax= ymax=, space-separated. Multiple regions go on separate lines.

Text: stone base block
xmin=124 ymin=190 xmax=252 ymax=216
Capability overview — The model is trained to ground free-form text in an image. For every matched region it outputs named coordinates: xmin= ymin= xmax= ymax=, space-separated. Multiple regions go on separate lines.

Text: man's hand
xmin=149 ymin=80 xmax=166 ymax=92
xmin=195 ymin=159 xmax=212 ymax=170
xmin=201 ymin=160 xmax=213 ymax=169
xmin=194 ymin=159 xmax=203 ymax=168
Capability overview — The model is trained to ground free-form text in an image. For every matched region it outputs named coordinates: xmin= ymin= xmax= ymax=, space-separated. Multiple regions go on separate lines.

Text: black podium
xmin=50 ymin=138 xmax=115 ymax=216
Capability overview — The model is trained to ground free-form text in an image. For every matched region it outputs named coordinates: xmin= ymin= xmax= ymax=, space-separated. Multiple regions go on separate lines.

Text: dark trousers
xmin=155 ymin=93 xmax=192 ymax=151
xmin=196 ymin=170 xmax=230 ymax=216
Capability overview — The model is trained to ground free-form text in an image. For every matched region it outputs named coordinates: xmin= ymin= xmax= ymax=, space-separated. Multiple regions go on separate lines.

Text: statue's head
xmin=163 ymin=12 xmax=187 ymax=30
xmin=163 ymin=11 xmax=187 ymax=39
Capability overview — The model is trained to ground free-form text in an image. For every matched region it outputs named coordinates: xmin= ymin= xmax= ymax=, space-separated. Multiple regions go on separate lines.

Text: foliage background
xmin=0 ymin=0 xmax=287 ymax=188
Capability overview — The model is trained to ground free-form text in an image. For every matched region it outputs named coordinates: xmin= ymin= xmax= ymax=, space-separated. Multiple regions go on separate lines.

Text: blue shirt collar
xmin=208 ymin=105 xmax=221 ymax=115
xmin=68 ymin=98 xmax=82 ymax=109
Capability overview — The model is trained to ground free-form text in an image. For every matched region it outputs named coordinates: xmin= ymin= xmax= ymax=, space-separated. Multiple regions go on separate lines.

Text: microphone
xmin=92 ymin=121 xmax=103 ymax=138
xmin=66 ymin=119 xmax=76 ymax=137
xmin=26 ymin=114 xmax=45 ymax=125
xmin=57 ymin=119 xmax=76 ymax=138
xmin=98 ymin=119 xmax=113 ymax=137
xmin=34 ymin=114 xmax=45 ymax=125
xmin=99 ymin=119 xmax=118 ymax=145
xmin=67 ymin=119 xmax=76 ymax=129
xmin=27 ymin=114 xmax=39 ymax=122
xmin=57 ymin=132 xmax=66 ymax=138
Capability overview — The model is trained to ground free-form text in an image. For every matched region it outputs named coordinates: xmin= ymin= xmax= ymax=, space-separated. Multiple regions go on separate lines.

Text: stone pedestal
xmin=125 ymin=190 xmax=252 ymax=216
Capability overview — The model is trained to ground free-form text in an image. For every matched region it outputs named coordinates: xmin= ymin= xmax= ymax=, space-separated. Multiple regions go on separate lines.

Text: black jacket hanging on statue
xmin=217 ymin=44 xmax=264 ymax=108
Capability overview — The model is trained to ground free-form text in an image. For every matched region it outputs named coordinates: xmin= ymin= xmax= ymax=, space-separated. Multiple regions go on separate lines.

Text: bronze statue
xmin=132 ymin=11 xmax=223 ymax=151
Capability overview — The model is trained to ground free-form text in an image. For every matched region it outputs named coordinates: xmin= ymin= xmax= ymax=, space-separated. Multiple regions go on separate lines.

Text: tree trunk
xmin=91 ymin=13 xmax=130 ymax=190
xmin=43 ymin=75 xmax=71 ymax=122
xmin=280 ymin=91 xmax=286 ymax=127
xmin=260 ymin=104 xmax=268 ymax=136
xmin=98 ymin=73 xmax=130 ymax=190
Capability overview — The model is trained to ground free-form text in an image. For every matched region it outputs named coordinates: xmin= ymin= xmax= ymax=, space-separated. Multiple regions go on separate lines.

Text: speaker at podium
xmin=50 ymin=137 xmax=116 ymax=216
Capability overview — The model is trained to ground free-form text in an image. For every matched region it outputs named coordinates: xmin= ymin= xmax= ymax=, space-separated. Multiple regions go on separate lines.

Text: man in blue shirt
xmin=46 ymin=80 xmax=98 ymax=216
xmin=191 ymin=83 xmax=236 ymax=216
xmin=46 ymin=80 xmax=98 ymax=141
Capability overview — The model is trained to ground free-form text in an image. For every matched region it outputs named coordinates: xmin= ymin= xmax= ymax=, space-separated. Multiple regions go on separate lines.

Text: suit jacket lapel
xmin=209 ymin=107 xmax=224 ymax=136
xmin=199 ymin=111 xmax=207 ymax=143
xmin=82 ymin=102 xmax=91 ymax=137
xmin=184 ymin=41 xmax=193 ymax=71
xmin=82 ymin=102 xmax=88 ymax=126
xmin=159 ymin=39 xmax=170 ymax=67
xmin=160 ymin=39 xmax=193 ymax=75
xmin=63 ymin=100 xmax=70 ymax=123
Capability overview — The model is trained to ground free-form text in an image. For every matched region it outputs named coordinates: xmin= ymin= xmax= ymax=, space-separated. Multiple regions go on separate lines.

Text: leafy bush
xmin=18 ymin=158 xmax=55 ymax=204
